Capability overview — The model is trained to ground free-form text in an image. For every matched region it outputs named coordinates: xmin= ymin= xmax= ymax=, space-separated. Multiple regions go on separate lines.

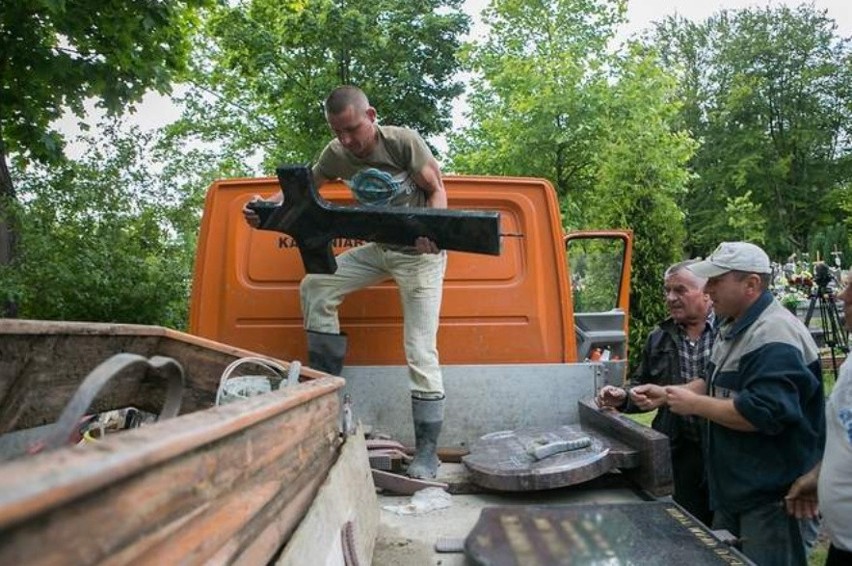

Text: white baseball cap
xmin=687 ymin=242 xmax=771 ymax=278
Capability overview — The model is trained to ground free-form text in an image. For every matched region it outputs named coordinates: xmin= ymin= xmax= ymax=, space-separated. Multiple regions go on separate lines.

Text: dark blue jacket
xmin=705 ymin=290 xmax=826 ymax=513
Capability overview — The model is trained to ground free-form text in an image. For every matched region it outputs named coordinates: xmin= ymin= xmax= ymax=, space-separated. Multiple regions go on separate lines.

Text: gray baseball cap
xmin=687 ymin=242 xmax=771 ymax=278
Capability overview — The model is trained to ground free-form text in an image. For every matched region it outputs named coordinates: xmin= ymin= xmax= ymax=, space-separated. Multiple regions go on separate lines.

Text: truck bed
xmin=374 ymin=465 xmax=644 ymax=565
xmin=280 ymin=431 xmax=752 ymax=566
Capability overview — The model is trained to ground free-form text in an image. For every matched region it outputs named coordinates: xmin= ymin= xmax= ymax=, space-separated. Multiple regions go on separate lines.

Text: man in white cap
xmin=657 ymin=242 xmax=825 ymax=566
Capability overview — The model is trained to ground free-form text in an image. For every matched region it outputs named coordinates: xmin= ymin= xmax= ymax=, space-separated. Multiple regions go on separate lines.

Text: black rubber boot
xmin=306 ymin=330 xmax=347 ymax=375
xmin=407 ymin=396 xmax=444 ymax=479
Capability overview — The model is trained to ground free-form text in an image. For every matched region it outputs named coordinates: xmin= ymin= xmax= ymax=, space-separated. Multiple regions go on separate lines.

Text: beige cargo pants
xmin=300 ymin=243 xmax=447 ymax=397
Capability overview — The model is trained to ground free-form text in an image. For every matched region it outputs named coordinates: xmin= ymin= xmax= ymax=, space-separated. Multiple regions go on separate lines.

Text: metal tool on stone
xmin=528 ymin=435 xmax=592 ymax=460
xmin=462 ymin=400 xmax=673 ymax=494
xmin=248 ymin=165 xmax=504 ymax=274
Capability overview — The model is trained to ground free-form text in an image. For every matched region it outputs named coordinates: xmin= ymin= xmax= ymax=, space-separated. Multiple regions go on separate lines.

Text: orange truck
xmin=190 ymin=174 xmax=633 ymax=447
xmin=184 ymin=174 xmax=754 ymax=565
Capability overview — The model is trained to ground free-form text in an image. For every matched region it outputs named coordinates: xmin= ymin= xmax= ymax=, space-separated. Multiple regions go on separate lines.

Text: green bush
xmin=0 ymin=124 xmax=201 ymax=329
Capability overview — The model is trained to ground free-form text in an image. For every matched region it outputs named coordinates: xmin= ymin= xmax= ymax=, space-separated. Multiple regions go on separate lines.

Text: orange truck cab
xmin=190 ymin=175 xmax=632 ymax=446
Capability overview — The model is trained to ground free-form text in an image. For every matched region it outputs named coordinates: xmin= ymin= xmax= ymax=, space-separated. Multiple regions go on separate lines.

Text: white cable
xmin=215 ymin=357 xmax=292 ymax=406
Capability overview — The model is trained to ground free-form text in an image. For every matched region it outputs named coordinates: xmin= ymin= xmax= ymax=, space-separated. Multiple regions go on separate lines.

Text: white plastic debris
xmin=382 ymin=487 xmax=453 ymax=515
xmin=217 ymin=375 xmax=273 ymax=405
xmin=215 ymin=356 xmax=295 ymax=406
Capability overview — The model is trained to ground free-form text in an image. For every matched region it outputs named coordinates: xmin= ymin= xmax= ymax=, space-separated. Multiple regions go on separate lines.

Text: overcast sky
xmin=58 ymin=0 xmax=852 ymax=156
xmin=622 ymin=0 xmax=849 ymax=37
xmin=463 ymin=0 xmax=850 ymax=41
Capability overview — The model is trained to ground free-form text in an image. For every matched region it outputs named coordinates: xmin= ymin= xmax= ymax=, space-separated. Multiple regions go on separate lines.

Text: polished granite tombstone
xmin=462 ymin=425 xmax=621 ymax=491
xmin=465 ymin=501 xmax=753 ymax=565
xmin=463 ymin=401 xmax=674 ymax=495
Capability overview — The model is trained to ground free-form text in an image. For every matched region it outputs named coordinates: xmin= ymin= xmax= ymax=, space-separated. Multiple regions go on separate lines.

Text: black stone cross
xmin=248 ymin=165 xmax=502 ymax=274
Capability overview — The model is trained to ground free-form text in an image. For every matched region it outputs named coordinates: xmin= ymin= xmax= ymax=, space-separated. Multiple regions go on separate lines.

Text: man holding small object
xmin=596 ymin=259 xmax=715 ymax=524
xmin=661 ymin=242 xmax=824 ymax=566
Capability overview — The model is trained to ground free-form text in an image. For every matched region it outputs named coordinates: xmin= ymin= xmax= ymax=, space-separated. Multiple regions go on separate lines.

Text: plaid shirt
xmin=675 ymin=311 xmax=716 ymax=441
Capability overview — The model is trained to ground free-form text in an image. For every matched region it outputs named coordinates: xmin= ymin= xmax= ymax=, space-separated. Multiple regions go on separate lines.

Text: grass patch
xmin=810 ymin=537 xmax=829 ymax=566
xmin=624 ymin=410 xmax=656 ymax=427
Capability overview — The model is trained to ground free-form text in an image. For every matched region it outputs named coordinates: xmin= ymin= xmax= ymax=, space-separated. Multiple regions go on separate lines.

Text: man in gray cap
xmin=659 ymin=242 xmax=825 ymax=566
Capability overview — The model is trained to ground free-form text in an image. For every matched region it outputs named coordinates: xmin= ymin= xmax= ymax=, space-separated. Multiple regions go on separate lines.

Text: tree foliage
xmin=448 ymin=0 xmax=696 ymax=367
xmin=0 ymin=122 xmax=207 ymax=328
xmin=588 ymin=45 xmax=696 ymax=360
xmin=0 ymin=0 xmax=210 ymax=315
xmin=652 ymin=4 xmax=852 ymax=260
xmin=448 ymin=0 xmax=625 ymax=209
xmin=0 ymin=0 xmax=207 ymax=166
xmin=168 ymin=0 xmax=469 ymax=170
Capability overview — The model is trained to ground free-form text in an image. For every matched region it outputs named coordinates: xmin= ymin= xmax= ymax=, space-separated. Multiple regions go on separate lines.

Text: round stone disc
xmin=462 ymin=425 xmax=614 ymax=491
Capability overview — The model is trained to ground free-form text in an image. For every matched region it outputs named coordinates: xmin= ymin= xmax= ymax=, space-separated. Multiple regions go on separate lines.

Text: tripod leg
xmin=804 ymin=294 xmax=817 ymax=328
xmin=817 ymin=291 xmax=849 ymax=378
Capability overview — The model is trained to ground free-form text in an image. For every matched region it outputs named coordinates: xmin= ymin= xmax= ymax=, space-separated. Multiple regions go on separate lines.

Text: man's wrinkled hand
xmin=629 ymin=384 xmax=667 ymax=411
xmin=414 ymin=236 xmax=439 ymax=254
xmin=784 ymin=465 xmax=820 ymax=519
xmin=595 ymin=385 xmax=627 ymax=410
xmin=664 ymin=386 xmax=700 ymax=415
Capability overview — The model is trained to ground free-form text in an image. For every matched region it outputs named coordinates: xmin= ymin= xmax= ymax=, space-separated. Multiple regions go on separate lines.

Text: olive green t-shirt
xmin=312 ymin=125 xmax=433 ymax=209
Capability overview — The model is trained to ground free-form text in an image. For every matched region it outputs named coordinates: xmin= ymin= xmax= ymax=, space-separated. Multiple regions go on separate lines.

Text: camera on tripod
xmin=813 ymin=261 xmax=833 ymax=290
xmin=804 ymin=260 xmax=849 ymax=376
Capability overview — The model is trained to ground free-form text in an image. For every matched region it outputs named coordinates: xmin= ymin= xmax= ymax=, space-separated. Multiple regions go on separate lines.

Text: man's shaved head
xmin=325 ymin=85 xmax=369 ymax=116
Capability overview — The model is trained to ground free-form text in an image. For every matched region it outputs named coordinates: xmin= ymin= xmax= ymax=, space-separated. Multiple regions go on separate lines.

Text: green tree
xmin=168 ymin=0 xmax=469 ymax=170
xmin=0 ymin=0 xmax=210 ymax=315
xmin=653 ymin=5 xmax=852 ymax=259
xmin=449 ymin=0 xmax=696 ymax=368
xmin=0 ymin=122 xmax=204 ymax=328
xmin=448 ymin=0 xmax=626 ymax=214
xmin=588 ymin=45 xmax=696 ymax=362
xmin=724 ymin=190 xmax=767 ymax=243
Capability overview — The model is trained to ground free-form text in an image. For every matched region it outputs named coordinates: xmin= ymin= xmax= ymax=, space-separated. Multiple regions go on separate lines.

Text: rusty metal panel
xmin=465 ymin=502 xmax=754 ymax=565
xmin=343 ymin=364 xmax=599 ymax=447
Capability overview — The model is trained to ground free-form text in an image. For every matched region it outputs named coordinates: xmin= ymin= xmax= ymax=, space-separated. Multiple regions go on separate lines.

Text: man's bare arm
xmin=410 ymin=157 xmax=447 ymax=254
xmin=683 ymin=378 xmax=706 ymax=393
xmin=413 ymin=157 xmax=447 ymax=210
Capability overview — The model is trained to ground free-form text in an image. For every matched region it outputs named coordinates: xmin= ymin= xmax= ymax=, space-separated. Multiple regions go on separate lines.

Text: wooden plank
xmin=101 ymin=434 xmax=337 ymax=565
xmin=277 ymin=430 xmax=378 ymax=566
xmin=372 ymin=470 xmax=449 ymax=495
xmin=0 ymin=376 xmax=342 ymax=528
xmin=229 ymin=464 xmax=329 ymax=565
xmin=0 ymin=378 xmax=343 ymax=564
xmin=0 ymin=400 xmax=338 ymax=564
